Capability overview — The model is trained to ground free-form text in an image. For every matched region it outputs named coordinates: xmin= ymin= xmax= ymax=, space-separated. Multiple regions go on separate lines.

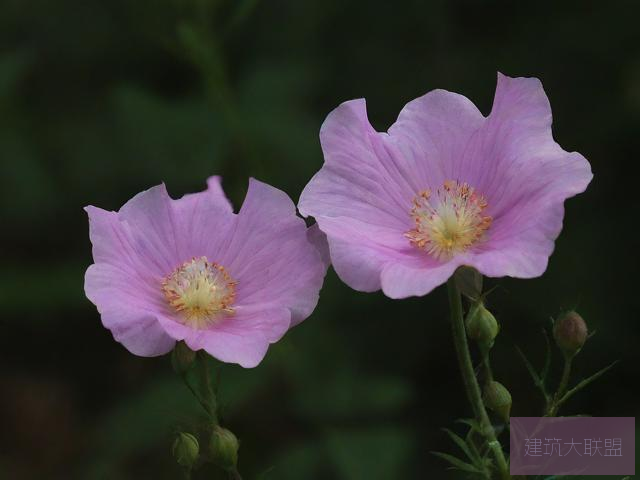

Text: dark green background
xmin=1 ymin=0 xmax=638 ymax=478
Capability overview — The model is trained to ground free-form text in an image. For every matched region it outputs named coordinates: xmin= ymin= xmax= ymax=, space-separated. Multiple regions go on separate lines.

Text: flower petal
xmin=171 ymin=179 xmax=236 ymax=261
xmin=85 ymin=205 xmax=171 ymax=306
xmin=463 ymin=74 xmax=593 ymax=277
xmin=297 ymin=99 xmax=420 ymax=291
xmin=306 ymin=223 xmax=331 ymax=270
xmin=85 ymin=264 xmax=174 ymax=356
xmin=205 ymin=175 xmax=234 ymax=213
xmin=299 ymin=73 xmax=591 ymax=295
xmin=387 ymin=88 xmax=485 ymax=186
xmin=470 ymin=203 xmax=565 ymax=278
xmin=157 ymin=306 xmax=291 ymax=368
xmin=101 ymin=308 xmax=175 ymax=356
xmin=300 ymin=93 xmax=486 ymax=294
xmin=380 ymin=261 xmax=459 ymax=299
xmin=221 ymin=179 xmax=328 ymax=326
xmin=116 ymin=184 xmax=183 ymax=274
xmin=85 ymin=179 xmax=237 ymax=357
xmin=86 ymin=177 xmax=326 ymax=363
xmin=299 ymin=99 xmax=415 ymax=238
xmin=326 ymin=238 xmax=386 ymax=292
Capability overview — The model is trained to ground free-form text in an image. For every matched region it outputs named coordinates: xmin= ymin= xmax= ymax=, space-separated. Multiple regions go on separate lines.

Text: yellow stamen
xmin=405 ymin=180 xmax=492 ymax=260
xmin=162 ymin=257 xmax=236 ymax=329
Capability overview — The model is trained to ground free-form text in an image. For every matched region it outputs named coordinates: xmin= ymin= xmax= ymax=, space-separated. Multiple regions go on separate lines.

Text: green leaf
xmin=442 ymin=428 xmax=479 ymax=464
xmin=455 ymin=418 xmax=481 ymax=433
xmin=431 ymin=451 xmax=484 ymax=474
xmin=557 ymin=361 xmax=619 ymax=406
xmin=515 ymin=345 xmax=549 ymax=401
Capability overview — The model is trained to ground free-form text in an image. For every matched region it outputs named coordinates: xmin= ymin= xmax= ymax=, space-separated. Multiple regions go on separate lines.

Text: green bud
xmin=483 ymin=381 xmax=512 ymax=423
xmin=210 ymin=426 xmax=239 ymax=471
xmin=465 ymin=302 xmax=499 ymax=348
xmin=553 ymin=311 xmax=588 ymax=358
xmin=172 ymin=432 xmax=199 ymax=468
xmin=171 ymin=341 xmax=196 ymax=373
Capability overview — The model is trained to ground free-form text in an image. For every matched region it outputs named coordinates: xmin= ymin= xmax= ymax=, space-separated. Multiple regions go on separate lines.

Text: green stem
xmin=481 ymin=346 xmax=494 ymax=385
xmin=447 ymin=278 xmax=510 ymax=480
xmin=179 ymin=372 xmax=210 ymax=416
xmin=546 ymin=355 xmax=572 ymax=416
xmin=197 ymin=351 xmax=219 ymax=424
xmin=556 ymin=356 xmax=573 ymax=400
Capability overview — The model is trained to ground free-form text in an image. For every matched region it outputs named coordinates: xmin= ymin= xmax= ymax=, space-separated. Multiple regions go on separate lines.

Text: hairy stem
xmin=447 ymin=278 xmax=510 ymax=480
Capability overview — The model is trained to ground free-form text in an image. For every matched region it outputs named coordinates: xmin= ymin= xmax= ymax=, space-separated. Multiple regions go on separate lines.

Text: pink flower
xmin=299 ymin=73 xmax=592 ymax=299
xmin=85 ymin=177 xmax=329 ymax=367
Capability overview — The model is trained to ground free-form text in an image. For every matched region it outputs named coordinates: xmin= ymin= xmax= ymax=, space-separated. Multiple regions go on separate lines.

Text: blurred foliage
xmin=1 ymin=0 xmax=639 ymax=478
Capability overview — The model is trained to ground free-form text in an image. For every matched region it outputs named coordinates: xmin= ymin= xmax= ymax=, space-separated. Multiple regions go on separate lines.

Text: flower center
xmin=405 ymin=180 xmax=492 ymax=260
xmin=162 ymin=257 xmax=237 ymax=329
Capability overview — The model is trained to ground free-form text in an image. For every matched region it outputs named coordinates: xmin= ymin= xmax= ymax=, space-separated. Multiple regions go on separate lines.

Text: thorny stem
xmin=447 ymin=278 xmax=510 ymax=480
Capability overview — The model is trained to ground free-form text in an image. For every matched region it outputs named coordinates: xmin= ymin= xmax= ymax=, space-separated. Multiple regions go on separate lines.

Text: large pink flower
xmin=299 ymin=73 xmax=592 ymax=299
xmin=85 ymin=177 xmax=329 ymax=367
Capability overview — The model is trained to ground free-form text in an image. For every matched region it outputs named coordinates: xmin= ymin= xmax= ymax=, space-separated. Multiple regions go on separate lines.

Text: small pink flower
xmin=299 ymin=73 xmax=592 ymax=299
xmin=85 ymin=177 xmax=329 ymax=367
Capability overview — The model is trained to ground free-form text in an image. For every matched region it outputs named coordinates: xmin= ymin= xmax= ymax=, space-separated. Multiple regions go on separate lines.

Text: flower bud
xmin=553 ymin=311 xmax=588 ymax=358
xmin=465 ymin=302 xmax=499 ymax=349
xmin=172 ymin=432 xmax=199 ymax=468
xmin=171 ymin=341 xmax=196 ymax=373
xmin=483 ymin=381 xmax=512 ymax=423
xmin=210 ymin=426 xmax=239 ymax=471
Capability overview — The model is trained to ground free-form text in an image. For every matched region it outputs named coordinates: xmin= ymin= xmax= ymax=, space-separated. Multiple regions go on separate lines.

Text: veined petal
xmin=388 ymin=88 xmax=485 ymax=186
xmin=157 ymin=305 xmax=291 ymax=368
xmin=85 ymin=264 xmax=174 ymax=356
xmin=461 ymin=74 xmax=593 ymax=278
xmin=300 ymin=73 xmax=592 ymax=296
xmin=171 ymin=178 xmax=236 ymax=261
xmin=299 ymin=99 xmax=415 ymax=234
xmin=381 ymin=261 xmax=459 ymax=299
xmin=222 ymin=179 xmax=329 ymax=326
xmin=85 ymin=177 xmax=327 ymax=363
